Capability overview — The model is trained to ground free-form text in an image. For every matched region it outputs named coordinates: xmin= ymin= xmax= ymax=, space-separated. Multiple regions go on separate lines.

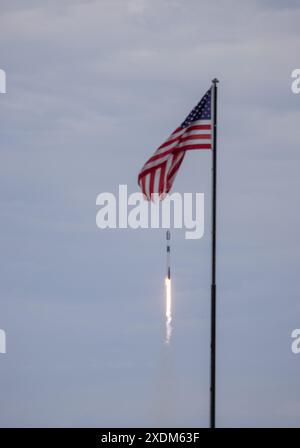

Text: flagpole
xmin=210 ymin=78 xmax=218 ymax=429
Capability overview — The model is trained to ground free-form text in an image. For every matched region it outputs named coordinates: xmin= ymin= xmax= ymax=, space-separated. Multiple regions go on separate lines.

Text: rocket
xmin=166 ymin=230 xmax=171 ymax=279
xmin=165 ymin=229 xmax=172 ymax=345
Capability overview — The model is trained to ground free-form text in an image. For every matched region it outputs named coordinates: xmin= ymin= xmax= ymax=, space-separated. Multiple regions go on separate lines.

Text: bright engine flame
xmin=165 ymin=277 xmax=172 ymax=344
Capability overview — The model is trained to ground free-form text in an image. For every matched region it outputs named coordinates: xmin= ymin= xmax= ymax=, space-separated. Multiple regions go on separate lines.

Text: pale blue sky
xmin=0 ymin=0 xmax=299 ymax=427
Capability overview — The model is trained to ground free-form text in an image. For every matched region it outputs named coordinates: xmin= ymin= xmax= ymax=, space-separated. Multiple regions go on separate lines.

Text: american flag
xmin=138 ymin=88 xmax=213 ymax=200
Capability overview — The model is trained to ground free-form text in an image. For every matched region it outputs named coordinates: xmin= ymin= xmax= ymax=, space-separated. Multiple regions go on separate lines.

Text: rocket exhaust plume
xmin=165 ymin=230 xmax=172 ymax=345
xmin=165 ymin=277 xmax=172 ymax=344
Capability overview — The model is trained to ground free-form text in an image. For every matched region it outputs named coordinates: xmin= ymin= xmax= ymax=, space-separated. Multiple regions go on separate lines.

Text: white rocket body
xmin=166 ymin=230 xmax=171 ymax=279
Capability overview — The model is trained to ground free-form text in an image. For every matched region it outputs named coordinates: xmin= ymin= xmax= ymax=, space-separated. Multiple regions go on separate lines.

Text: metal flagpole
xmin=210 ymin=78 xmax=219 ymax=429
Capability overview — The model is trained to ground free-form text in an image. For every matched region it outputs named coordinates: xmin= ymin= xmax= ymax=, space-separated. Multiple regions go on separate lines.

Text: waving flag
xmin=138 ymin=88 xmax=213 ymax=200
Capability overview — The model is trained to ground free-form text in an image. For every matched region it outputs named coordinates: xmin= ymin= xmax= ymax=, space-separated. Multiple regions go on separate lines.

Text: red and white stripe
xmin=138 ymin=119 xmax=212 ymax=200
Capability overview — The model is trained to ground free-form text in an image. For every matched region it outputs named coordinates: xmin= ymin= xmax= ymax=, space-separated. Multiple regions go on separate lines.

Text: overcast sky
xmin=0 ymin=0 xmax=300 ymax=427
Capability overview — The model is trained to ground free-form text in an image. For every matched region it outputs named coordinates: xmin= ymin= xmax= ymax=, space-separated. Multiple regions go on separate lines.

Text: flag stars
xmin=181 ymin=89 xmax=211 ymax=127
